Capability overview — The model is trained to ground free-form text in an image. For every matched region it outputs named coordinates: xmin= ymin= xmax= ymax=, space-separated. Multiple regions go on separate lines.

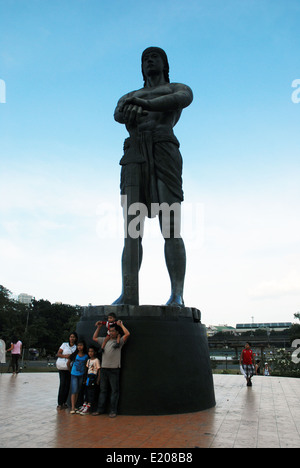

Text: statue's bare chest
xmin=131 ymin=84 xmax=173 ymax=100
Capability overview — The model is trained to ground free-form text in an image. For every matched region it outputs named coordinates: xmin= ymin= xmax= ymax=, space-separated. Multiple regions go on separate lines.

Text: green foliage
xmin=287 ymin=323 xmax=300 ymax=342
xmin=0 ymin=285 xmax=29 ymax=341
xmin=0 ymin=285 xmax=82 ymax=355
xmin=269 ymin=348 xmax=300 ymax=378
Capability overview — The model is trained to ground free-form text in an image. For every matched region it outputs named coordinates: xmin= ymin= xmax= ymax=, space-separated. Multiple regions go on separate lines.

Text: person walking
xmin=92 ymin=320 xmax=130 ymax=417
xmin=6 ymin=337 xmax=22 ymax=375
xmin=240 ymin=342 xmax=255 ymax=386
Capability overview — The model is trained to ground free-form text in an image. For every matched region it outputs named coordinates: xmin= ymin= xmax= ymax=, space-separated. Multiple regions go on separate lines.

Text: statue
xmin=78 ymin=48 xmax=216 ymax=415
xmin=112 ymin=47 xmax=193 ymax=307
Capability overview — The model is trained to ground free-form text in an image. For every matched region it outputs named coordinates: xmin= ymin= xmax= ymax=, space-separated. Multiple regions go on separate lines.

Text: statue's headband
xmin=141 ymin=47 xmax=170 ymax=84
xmin=142 ymin=47 xmax=169 ymax=68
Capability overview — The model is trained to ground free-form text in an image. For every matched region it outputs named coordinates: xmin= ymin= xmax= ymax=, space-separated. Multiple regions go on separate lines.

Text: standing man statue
xmin=112 ymin=47 xmax=193 ymax=307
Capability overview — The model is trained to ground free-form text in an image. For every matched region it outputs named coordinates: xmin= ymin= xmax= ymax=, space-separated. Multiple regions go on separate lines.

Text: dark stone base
xmin=76 ymin=305 xmax=216 ymax=415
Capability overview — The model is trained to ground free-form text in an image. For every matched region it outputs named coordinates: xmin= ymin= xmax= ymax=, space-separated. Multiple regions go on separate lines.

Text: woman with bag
xmin=56 ymin=332 xmax=78 ymax=410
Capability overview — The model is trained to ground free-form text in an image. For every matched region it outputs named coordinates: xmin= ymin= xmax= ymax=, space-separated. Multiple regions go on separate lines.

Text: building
xmin=18 ymin=293 xmax=34 ymax=306
xmin=235 ymin=322 xmax=292 ymax=333
xmin=207 ymin=324 xmax=236 ymax=337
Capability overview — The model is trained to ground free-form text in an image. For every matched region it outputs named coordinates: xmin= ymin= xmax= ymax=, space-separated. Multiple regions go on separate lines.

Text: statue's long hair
xmin=141 ymin=47 xmax=170 ymax=86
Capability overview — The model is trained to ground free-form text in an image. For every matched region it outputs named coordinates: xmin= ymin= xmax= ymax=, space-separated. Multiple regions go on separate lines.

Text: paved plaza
xmin=0 ymin=372 xmax=300 ymax=448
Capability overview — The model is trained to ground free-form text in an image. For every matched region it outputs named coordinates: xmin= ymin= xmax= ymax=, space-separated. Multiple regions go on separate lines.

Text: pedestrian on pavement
xmin=92 ymin=320 xmax=130 ymax=418
xmin=263 ymin=362 xmax=271 ymax=376
xmin=240 ymin=342 xmax=255 ymax=386
xmin=68 ymin=340 xmax=88 ymax=414
xmin=79 ymin=345 xmax=101 ymax=415
xmin=6 ymin=337 xmax=22 ymax=375
xmin=56 ymin=332 xmax=78 ymax=410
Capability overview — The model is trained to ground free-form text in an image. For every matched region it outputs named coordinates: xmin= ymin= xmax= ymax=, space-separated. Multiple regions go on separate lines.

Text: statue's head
xmin=141 ymin=47 xmax=170 ymax=86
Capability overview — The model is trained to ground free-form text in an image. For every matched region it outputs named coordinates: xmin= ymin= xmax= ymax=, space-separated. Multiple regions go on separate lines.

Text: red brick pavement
xmin=0 ymin=372 xmax=300 ymax=448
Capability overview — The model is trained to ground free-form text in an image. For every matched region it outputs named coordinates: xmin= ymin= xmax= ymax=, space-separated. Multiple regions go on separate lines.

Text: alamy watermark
xmin=291 ymin=339 xmax=300 ymax=364
xmin=0 ymin=79 xmax=6 ymax=103
xmin=96 ymin=195 xmax=205 ymax=249
xmin=291 ymin=79 xmax=300 ymax=103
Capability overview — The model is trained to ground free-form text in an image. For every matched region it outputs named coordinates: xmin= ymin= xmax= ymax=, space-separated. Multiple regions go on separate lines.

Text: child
xmin=239 ymin=342 xmax=255 ymax=386
xmin=80 ymin=346 xmax=101 ymax=415
xmin=263 ymin=362 xmax=271 ymax=376
xmin=67 ymin=341 xmax=88 ymax=414
xmin=98 ymin=313 xmax=121 ymax=352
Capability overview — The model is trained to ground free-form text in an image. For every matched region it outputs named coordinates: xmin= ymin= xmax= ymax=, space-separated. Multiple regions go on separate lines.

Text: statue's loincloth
xmin=119 ymin=131 xmax=183 ymax=218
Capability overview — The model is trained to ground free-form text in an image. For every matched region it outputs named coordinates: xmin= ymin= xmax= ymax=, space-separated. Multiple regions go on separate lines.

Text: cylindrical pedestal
xmin=77 ymin=305 xmax=215 ymax=415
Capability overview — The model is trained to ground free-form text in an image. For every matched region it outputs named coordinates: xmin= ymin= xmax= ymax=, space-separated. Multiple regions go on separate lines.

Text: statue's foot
xmin=165 ymin=294 xmax=185 ymax=308
xmin=111 ymin=294 xmax=124 ymax=305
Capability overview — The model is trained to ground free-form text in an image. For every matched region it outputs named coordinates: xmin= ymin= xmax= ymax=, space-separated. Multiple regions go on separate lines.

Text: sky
xmin=1 ymin=0 xmax=300 ymax=327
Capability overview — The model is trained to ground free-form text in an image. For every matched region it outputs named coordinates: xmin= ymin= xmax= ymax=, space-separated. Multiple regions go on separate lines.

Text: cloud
xmin=0 ymin=238 xmax=23 ymax=260
xmin=249 ymin=270 xmax=300 ymax=300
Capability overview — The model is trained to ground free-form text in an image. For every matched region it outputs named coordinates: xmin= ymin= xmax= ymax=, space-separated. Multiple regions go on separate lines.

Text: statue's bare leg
xmin=163 ymin=237 xmax=186 ymax=307
xmin=157 ymin=179 xmax=186 ymax=307
xmin=112 ymin=188 xmax=145 ymax=305
xmin=112 ymin=238 xmax=143 ymax=305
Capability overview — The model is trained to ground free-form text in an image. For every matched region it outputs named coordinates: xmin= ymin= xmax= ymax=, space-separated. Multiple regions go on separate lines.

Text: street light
xmin=225 ymin=353 xmax=228 ymax=371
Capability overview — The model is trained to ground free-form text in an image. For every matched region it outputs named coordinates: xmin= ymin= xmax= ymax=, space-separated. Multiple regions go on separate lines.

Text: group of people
xmin=240 ymin=342 xmax=271 ymax=386
xmin=56 ymin=313 xmax=130 ymax=418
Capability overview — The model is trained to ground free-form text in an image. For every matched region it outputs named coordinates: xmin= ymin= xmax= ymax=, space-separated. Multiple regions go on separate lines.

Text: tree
xmin=28 ymin=299 xmax=82 ymax=354
xmin=0 ymin=285 xmax=82 ymax=355
xmin=269 ymin=348 xmax=300 ymax=377
xmin=288 ymin=324 xmax=300 ymax=343
xmin=0 ymin=285 xmax=28 ymax=343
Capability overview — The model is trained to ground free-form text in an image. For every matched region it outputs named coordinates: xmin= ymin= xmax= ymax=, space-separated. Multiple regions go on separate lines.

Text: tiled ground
xmin=0 ymin=372 xmax=300 ymax=448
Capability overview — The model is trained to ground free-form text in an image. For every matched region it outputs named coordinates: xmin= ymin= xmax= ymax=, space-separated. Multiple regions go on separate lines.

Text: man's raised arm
xmin=117 ymin=320 xmax=130 ymax=343
xmin=93 ymin=321 xmax=103 ymax=343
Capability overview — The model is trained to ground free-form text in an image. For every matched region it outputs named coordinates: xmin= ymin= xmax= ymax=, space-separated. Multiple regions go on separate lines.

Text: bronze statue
xmin=112 ymin=47 xmax=193 ymax=307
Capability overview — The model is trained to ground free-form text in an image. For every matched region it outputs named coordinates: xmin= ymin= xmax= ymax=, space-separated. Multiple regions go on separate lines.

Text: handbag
xmin=56 ymin=357 xmax=69 ymax=370
xmin=56 ymin=343 xmax=74 ymax=370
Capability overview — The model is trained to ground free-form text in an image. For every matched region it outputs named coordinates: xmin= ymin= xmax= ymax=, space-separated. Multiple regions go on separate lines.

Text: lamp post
xmin=21 ymin=301 xmax=32 ymax=369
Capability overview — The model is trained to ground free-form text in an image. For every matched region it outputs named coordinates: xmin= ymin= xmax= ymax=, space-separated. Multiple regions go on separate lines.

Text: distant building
xmin=18 ymin=293 xmax=34 ymax=306
xmin=207 ymin=325 xmax=236 ymax=337
xmin=236 ymin=322 xmax=292 ymax=333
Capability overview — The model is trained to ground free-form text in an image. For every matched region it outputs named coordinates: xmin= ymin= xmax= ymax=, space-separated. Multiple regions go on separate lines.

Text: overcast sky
xmin=1 ymin=0 xmax=300 ymax=326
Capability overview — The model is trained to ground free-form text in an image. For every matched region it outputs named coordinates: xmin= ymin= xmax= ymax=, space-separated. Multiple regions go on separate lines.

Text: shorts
xmin=243 ymin=364 xmax=254 ymax=379
xmin=71 ymin=374 xmax=84 ymax=394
